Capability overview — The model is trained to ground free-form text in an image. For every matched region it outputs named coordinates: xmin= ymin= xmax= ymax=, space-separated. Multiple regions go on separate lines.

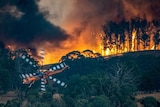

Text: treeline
xmin=0 ymin=41 xmax=40 ymax=94
xmin=57 ymin=50 xmax=160 ymax=107
xmin=0 ymin=43 xmax=160 ymax=106
xmin=102 ymin=17 xmax=160 ymax=53
xmin=59 ymin=50 xmax=160 ymax=92
xmin=0 ymin=42 xmax=19 ymax=93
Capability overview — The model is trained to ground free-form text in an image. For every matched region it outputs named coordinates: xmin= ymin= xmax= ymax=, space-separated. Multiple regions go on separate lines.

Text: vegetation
xmin=141 ymin=96 xmax=158 ymax=107
xmin=0 ymin=42 xmax=17 ymax=93
xmin=102 ymin=17 xmax=160 ymax=53
xmin=0 ymin=40 xmax=160 ymax=107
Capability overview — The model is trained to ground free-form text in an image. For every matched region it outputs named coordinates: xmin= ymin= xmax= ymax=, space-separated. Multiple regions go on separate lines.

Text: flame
xmin=36 ymin=0 xmax=160 ymax=64
xmin=132 ymin=29 xmax=136 ymax=51
xmin=151 ymin=46 xmax=155 ymax=50
xmin=105 ymin=48 xmax=110 ymax=55
xmin=7 ymin=45 xmax=15 ymax=51
xmin=2 ymin=0 xmax=160 ymax=65
xmin=98 ymin=23 xmax=160 ymax=58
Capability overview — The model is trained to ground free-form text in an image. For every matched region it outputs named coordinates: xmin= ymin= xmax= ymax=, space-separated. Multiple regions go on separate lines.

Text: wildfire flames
xmin=0 ymin=0 xmax=160 ymax=64
xmin=100 ymin=18 xmax=160 ymax=57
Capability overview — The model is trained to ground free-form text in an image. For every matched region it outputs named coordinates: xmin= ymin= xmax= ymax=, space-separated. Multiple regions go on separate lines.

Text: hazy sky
xmin=0 ymin=0 xmax=160 ymax=63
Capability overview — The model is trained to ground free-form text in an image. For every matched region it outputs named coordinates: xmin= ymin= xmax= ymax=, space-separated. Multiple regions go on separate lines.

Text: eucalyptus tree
xmin=103 ymin=21 xmax=121 ymax=54
xmin=130 ymin=17 xmax=142 ymax=51
xmin=141 ymin=33 xmax=150 ymax=49
xmin=103 ymin=21 xmax=113 ymax=52
xmin=153 ymin=30 xmax=160 ymax=49
xmin=118 ymin=19 xmax=130 ymax=52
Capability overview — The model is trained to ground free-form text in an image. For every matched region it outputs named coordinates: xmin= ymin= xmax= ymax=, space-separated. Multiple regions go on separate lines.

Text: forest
xmin=100 ymin=17 xmax=160 ymax=56
xmin=0 ymin=16 xmax=160 ymax=107
xmin=0 ymin=0 xmax=160 ymax=106
xmin=0 ymin=40 xmax=160 ymax=107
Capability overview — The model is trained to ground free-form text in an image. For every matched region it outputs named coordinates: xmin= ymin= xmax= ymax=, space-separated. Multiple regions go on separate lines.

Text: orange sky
xmin=36 ymin=0 xmax=160 ymax=64
xmin=2 ymin=0 xmax=159 ymax=64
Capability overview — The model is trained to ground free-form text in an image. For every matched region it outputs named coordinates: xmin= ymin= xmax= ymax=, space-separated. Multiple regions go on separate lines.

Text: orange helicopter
xmin=19 ymin=51 xmax=69 ymax=92
xmin=20 ymin=62 xmax=69 ymax=91
xmin=21 ymin=62 xmax=69 ymax=84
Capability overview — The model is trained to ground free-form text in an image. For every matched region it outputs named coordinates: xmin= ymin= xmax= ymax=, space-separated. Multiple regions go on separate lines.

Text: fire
xmin=105 ymin=48 xmax=110 ymax=56
xmin=1 ymin=0 xmax=160 ymax=65
xmin=99 ymin=18 xmax=160 ymax=57
xmin=132 ymin=29 xmax=136 ymax=51
xmin=7 ymin=45 xmax=15 ymax=51
xmin=6 ymin=17 xmax=160 ymax=65
xmin=37 ymin=0 xmax=160 ymax=64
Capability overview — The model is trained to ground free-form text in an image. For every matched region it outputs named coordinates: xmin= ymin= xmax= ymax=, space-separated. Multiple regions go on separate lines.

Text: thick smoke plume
xmin=39 ymin=0 xmax=160 ymax=49
xmin=0 ymin=0 xmax=69 ymax=49
xmin=1 ymin=0 xmax=160 ymax=63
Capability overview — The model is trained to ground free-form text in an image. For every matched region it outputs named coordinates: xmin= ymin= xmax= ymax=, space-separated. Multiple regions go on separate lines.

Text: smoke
xmin=38 ymin=0 xmax=160 ymax=50
xmin=122 ymin=0 xmax=160 ymax=20
xmin=0 ymin=0 xmax=69 ymax=49
xmin=1 ymin=0 xmax=160 ymax=63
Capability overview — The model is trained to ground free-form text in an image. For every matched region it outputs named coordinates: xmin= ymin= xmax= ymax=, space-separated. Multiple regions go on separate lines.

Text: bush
xmin=5 ymin=99 xmax=20 ymax=107
xmin=0 ymin=103 xmax=5 ymax=107
xmin=141 ymin=96 xmax=157 ymax=107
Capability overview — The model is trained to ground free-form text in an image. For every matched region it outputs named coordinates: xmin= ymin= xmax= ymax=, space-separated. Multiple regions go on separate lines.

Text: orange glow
xmin=132 ymin=29 xmax=136 ymax=51
xmin=32 ymin=0 xmax=160 ymax=64
xmin=7 ymin=20 xmax=160 ymax=65
xmin=98 ymin=28 xmax=160 ymax=58
xmin=105 ymin=48 xmax=110 ymax=56
xmin=7 ymin=45 xmax=16 ymax=51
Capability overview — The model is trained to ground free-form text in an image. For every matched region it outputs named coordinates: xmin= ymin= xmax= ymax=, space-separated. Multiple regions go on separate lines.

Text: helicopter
xmin=19 ymin=49 xmax=69 ymax=92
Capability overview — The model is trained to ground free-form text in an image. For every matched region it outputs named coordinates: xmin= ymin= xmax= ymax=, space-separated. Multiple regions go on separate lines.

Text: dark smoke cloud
xmin=1 ymin=0 xmax=160 ymax=63
xmin=67 ymin=0 xmax=160 ymax=30
xmin=0 ymin=0 xmax=69 ymax=48
xmin=62 ymin=0 xmax=160 ymax=46
xmin=122 ymin=0 xmax=160 ymax=20
xmin=1 ymin=0 xmax=159 ymax=48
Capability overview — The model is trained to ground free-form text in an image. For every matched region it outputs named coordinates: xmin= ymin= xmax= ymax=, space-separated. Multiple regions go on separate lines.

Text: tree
xmin=62 ymin=60 xmax=138 ymax=107
xmin=0 ymin=41 xmax=5 ymax=49
xmin=51 ymin=93 xmax=66 ymax=107
xmin=61 ymin=51 xmax=85 ymax=62
xmin=74 ymin=98 xmax=89 ymax=107
xmin=106 ymin=62 xmax=137 ymax=107
xmin=81 ymin=50 xmax=101 ymax=58
xmin=141 ymin=33 xmax=150 ymax=49
xmin=130 ymin=17 xmax=143 ymax=51
xmin=0 ymin=47 xmax=16 ymax=93
xmin=13 ymin=49 xmax=39 ymax=99
xmin=153 ymin=30 xmax=160 ymax=50
xmin=102 ymin=21 xmax=118 ymax=53
xmin=90 ymin=95 xmax=111 ymax=107
xmin=5 ymin=99 xmax=20 ymax=107
xmin=141 ymin=96 xmax=157 ymax=107
xmin=118 ymin=19 xmax=130 ymax=51
xmin=13 ymin=48 xmax=39 ymax=74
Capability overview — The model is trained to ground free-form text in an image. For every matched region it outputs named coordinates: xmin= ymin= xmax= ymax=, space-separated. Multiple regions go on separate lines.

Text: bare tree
xmin=107 ymin=62 xmax=137 ymax=107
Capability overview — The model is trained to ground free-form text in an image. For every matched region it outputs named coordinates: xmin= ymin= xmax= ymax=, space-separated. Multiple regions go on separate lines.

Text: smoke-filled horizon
xmin=0 ymin=0 xmax=160 ymax=63
xmin=0 ymin=0 xmax=69 ymax=48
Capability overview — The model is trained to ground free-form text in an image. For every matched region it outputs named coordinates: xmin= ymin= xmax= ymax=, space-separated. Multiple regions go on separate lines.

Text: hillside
xmin=0 ymin=49 xmax=160 ymax=107
xmin=123 ymin=50 xmax=160 ymax=57
xmin=104 ymin=50 xmax=160 ymax=59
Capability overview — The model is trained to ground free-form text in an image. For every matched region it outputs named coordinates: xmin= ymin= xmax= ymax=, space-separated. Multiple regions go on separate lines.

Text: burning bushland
xmin=0 ymin=0 xmax=160 ymax=63
xmin=101 ymin=17 xmax=160 ymax=56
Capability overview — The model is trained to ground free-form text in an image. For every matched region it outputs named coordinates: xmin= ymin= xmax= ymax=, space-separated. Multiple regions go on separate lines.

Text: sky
xmin=0 ymin=0 xmax=160 ymax=64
